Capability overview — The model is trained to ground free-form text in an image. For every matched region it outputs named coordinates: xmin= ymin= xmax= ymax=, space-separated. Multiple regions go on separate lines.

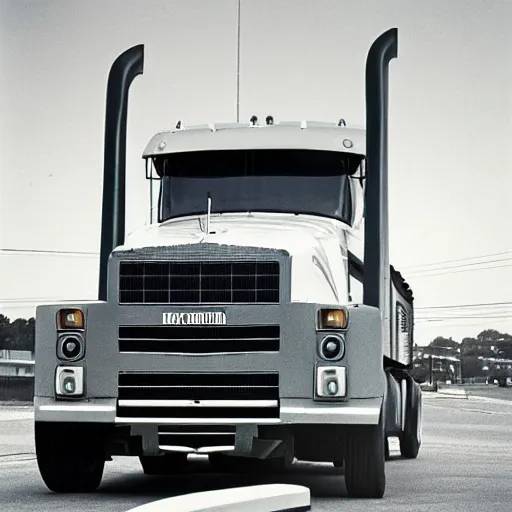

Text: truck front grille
xmin=118 ymin=261 xmax=280 ymax=305
xmin=118 ymin=325 xmax=280 ymax=354
xmin=117 ymin=372 xmax=279 ymax=419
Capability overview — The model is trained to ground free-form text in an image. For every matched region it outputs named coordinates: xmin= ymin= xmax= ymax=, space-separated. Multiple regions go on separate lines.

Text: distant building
xmin=0 ymin=349 xmax=35 ymax=377
xmin=412 ymin=342 xmax=461 ymax=383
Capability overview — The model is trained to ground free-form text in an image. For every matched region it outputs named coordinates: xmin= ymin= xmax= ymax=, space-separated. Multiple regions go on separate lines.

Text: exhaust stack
xmin=98 ymin=45 xmax=144 ymax=301
xmin=362 ymin=29 xmax=397 ymax=339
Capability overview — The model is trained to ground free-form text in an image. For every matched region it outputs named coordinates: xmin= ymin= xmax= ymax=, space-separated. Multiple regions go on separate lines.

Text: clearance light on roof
xmin=250 ymin=115 xmax=258 ymax=126
xmin=266 ymin=115 xmax=274 ymax=125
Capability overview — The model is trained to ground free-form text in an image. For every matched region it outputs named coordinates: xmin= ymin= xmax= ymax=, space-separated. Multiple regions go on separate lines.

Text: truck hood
xmin=114 ymin=213 xmax=354 ymax=303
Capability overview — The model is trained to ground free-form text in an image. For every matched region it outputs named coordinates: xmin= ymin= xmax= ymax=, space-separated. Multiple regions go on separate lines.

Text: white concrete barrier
xmin=126 ymin=484 xmax=311 ymax=512
xmin=437 ymin=387 xmax=468 ymax=397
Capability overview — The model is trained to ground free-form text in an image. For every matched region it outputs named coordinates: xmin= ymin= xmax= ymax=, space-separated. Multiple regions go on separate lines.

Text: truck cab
xmin=122 ymin=120 xmax=366 ymax=306
xmin=33 ymin=29 xmax=422 ymax=500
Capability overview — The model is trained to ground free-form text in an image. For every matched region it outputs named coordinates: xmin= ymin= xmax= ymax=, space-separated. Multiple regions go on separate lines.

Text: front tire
xmin=35 ymin=422 xmax=106 ymax=493
xmin=344 ymin=413 xmax=386 ymax=499
xmin=399 ymin=377 xmax=422 ymax=459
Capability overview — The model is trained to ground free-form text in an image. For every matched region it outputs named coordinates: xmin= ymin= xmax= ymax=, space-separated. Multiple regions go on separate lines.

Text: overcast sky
xmin=1 ymin=0 xmax=512 ymax=345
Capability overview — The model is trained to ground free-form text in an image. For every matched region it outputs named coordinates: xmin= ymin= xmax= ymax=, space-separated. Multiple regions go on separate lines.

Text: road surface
xmin=1 ymin=391 xmax=512 ymax=511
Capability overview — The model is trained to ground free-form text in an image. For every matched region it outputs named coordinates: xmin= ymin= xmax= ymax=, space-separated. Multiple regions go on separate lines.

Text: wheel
xmin=344 ymin=412 xmax=386 ymax=499
xmin=399 ymin=377 xmax=422 ymax=459
xmin=35 ymin=422 xmax=106 ymax=493
xmin=139 ymin=453 xmax=188 ymax=475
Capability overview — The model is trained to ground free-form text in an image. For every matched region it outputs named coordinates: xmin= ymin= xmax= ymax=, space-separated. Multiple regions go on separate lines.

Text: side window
xmin=348 ymin=274 xmax=363 ymax=303
xmin=342 ymin=176 xmax=353 ymax=225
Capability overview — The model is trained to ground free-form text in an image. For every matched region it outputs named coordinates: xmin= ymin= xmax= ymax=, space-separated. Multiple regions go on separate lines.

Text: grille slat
xmin=117 ymin=372 xmax=279 ymax=419
xmin=119 ymin=407 xmax=276 ymax=419
xmin=119 ymin=261 xmax=280 ymax=304
xmin=158 ymin=425 xmax=236 ymax=450
xmin=118 ymin=386 xmax=278 ymax=400
xmin=118 ymin=325 xmax=280 ymax=354
xmin=158 ymin=433 xmax=235 ymax=449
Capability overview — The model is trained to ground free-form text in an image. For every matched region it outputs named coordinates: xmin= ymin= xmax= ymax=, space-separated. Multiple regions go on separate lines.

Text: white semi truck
xmin=34 ymin=28 xmax=422 ymax=499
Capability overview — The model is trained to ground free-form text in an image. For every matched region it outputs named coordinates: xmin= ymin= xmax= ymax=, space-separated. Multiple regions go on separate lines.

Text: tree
xmin=430 ymin=336 xmax=459 ymax=349
xmin=0 ymin=316 xmax=35 ymax=352
xmin=477 ymin=329 xmax=504 ymax=343
xmin=9 ymin=318 xmax=35 ymax=352
xmin=495 ymin=339 xmax=512 ymax=359
xmin=0 ymin=315 xmax=13 ymax=350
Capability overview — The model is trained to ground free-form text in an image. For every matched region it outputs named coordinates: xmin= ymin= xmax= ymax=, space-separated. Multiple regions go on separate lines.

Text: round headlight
xmin=58 ymin=334 xmax=84 ymax=361
xmin=319 ymin=334 xmax=345 ymax=361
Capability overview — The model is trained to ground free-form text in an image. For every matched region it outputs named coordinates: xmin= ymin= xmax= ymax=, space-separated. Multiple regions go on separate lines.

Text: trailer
xmin=34 ymin=28 xmax=422 ymax=499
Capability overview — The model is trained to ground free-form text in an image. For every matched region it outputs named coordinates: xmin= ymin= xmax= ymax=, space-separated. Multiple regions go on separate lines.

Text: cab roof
xmin=142 ymin=120 xmax=366 ymax=158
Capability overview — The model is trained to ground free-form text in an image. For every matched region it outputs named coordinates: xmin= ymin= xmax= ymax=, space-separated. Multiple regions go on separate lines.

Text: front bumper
xmin=34 ymin=396 xmax=382 ymax=425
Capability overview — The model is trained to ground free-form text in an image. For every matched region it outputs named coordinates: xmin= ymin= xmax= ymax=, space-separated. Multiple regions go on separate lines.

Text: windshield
xmin=153 ymin=149 xmax=364 ymax=225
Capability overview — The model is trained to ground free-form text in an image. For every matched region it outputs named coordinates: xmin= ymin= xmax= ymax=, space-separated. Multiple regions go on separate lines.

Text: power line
xmin=0 ymin=297 xmax=87 ymax=303
xmin=416 ymin=315 xmax=512 ymax=322
xmin=416 ymin=301 xmax=512 ymax=310
xmin=406 ymin=257 xmax=512 ymax=275
xmin=0 ymin=248 xmax=98 ymax=257
xmin=407 ymin=263 xmax=512 ymax=278
xmin=413 ymin=318 xmax=512 ymax=329
xmin=400 ymin=250 xmax=512 ymax=270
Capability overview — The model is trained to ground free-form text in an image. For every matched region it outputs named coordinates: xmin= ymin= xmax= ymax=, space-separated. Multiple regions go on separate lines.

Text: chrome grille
xmin=118 ymin=325 xmax=280 ymax=354
xmin=117 ymin=372 xmax=279 ymax=419
xmin=118 ymin=261 xmax=280 ymax=304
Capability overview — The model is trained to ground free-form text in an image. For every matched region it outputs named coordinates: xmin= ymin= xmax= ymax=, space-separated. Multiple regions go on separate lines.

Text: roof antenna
xmin=236 ymin=0 xmax=241 ymax=122
xmin=206 ymin=193 xmax=214 ymax=235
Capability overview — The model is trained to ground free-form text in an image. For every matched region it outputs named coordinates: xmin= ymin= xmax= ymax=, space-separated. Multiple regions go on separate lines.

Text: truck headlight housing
xmin=57 ymin=333 xmax=85 ymax=362
xmin=318 ymin=308 xmax=348 ymax=330
xmin=57 ymin=309 xmax=84 ymax=330
xmin=55 ymin=366 xmax=84 ymax=397
xmin=319 ymin=334 xmax=345 ymax=361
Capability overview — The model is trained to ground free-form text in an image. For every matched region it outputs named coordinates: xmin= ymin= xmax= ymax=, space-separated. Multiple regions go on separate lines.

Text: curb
xmin=468 ymin=395 xmax=512 ymax=405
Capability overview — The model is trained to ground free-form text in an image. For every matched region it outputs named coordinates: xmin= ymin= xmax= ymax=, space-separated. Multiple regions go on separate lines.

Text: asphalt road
xmin=1 ymin=391 xmax=512 ymax=512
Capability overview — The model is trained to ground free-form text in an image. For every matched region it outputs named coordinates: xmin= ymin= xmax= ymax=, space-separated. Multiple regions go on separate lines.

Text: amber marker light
xmin=318 ymin=308 xmax=348 ymax=330
xmin=57 ymin=309 xmax=84 ymax=330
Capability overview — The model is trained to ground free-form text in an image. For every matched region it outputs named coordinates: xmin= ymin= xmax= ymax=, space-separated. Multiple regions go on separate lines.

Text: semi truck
xmin=34 ymin=28 xmax=423 ymax=499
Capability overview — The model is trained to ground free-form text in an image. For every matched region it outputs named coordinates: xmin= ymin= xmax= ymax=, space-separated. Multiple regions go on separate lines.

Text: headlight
xmin=55 ymin=366 xmax=84 ymax=397
xmin=57 ymin=333 xmax=85 ymax=362
xmin=315 ymin=366 xmax=346 ymax=399
xmin=319 ymin=334 xmax=345 ymax=361
xmin=318 ymin=308 xmax=348 ymax=330
xmin=57 ymin=309 xmax=84 ymax=330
